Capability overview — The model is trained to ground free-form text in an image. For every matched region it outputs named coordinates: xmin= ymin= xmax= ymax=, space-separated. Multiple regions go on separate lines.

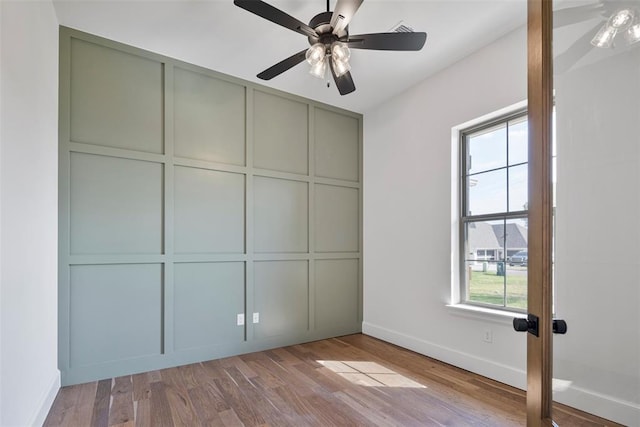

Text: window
xmin=460 ymin=109 xmax=529 ymax=311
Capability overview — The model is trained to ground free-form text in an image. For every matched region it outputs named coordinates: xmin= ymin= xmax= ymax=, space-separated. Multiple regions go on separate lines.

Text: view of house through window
xmin=461 ymin=110 xmax=530 ymax=311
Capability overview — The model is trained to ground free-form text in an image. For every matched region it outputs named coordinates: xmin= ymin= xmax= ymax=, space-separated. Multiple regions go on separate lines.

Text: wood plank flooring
xmin=44 ymin=334 xmax=622 ymax=426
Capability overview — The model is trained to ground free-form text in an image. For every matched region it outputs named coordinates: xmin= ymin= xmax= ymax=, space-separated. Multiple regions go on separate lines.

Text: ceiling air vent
xmin=390 ymin=21 xmax=415 ymax=33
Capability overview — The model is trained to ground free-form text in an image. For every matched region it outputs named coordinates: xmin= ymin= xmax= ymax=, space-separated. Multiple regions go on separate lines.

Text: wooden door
xmin=526 ymin=0 xmax=555 ymax=425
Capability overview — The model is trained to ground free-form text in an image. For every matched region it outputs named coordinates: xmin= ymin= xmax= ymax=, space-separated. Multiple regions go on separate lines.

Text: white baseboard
xmin=29 ymin=370 xmax=60 ymax=427
xmin=363 ymin=321 xmax=527 ymax=389
xmin=362 ymin=322 xmax=640 ymax=427
xmin=554 ymin=384 xmax=640 ymax=427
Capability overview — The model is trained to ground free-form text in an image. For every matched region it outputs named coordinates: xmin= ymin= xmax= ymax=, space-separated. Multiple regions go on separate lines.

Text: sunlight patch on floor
xmin=317 ymin=360 xmax=427 ymax=388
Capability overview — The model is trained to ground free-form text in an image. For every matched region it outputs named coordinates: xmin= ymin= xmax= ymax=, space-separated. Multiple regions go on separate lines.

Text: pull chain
xmin=325 ymin=59 xmax=331 ymax=88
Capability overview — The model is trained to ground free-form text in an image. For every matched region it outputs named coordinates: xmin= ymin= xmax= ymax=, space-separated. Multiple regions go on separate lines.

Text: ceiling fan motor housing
xmin=308 ymin=11 xmax=348 ymax=47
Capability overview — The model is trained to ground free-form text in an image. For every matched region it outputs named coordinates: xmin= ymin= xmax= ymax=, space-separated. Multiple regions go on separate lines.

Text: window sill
xmin=446 ymin=303 xmax=524 ymax=325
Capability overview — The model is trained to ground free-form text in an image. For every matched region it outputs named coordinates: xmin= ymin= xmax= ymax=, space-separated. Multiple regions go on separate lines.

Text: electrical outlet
xmin=483 ymin=329 xmax=493 ymax=343
xmin=237 ymin=313 xmax=245 ymax=326
xmin=253 ymin=312 xmax=260 ymax=323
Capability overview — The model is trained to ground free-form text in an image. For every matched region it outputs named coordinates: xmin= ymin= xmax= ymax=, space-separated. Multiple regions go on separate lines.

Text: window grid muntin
xmin=466 ymin=161 xmax=527 ymax=178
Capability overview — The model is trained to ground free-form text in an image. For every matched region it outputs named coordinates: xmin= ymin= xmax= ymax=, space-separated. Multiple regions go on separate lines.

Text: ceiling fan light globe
xmin=625 ymin=23 xmax=640 ymax=45
xmin=331 ymin=42 xmax=351 ymax=62
xmin=332 ymin=57 xmax=351 ymax=77
xmin=608 ymin=9 xmax=634 ymax=30
xmin=309 ymin=58 xmax=327 ymax=79
xmin=590 ymin=24 xmax=617 ymax=48
xmin=306 ymin=43 xmax=326 ymax=65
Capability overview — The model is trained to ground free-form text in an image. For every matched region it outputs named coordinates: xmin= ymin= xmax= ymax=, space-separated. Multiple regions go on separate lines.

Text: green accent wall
xmin=58 ymin=27 xmax=363 ymax=385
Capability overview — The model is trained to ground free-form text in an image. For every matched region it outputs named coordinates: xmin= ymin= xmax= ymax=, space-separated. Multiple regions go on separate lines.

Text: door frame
xmin=526 ymin=0 xmax=555 ymax=425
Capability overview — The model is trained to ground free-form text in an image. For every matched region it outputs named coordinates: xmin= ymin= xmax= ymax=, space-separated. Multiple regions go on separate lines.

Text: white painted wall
xmin=0 ymin=1 xmax=60 ymax=426
xmin=364 ymin=25 xmax=528 ymax=388
xmin=363 ymin=24 xmax=639 ymax=426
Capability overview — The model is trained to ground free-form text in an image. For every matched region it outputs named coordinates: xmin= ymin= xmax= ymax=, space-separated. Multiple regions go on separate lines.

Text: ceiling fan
xmin=554 ymin=1 xmax=640 ymax=73
xmin=233 ymin=0 xmax=427 ymax=95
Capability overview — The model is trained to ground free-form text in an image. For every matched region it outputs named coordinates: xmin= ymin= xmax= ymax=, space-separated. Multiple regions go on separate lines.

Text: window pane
xmin=506 ymin=268 xmax=527 ymax=310
xmin=465 ymin=261 xmax=505 ymax=307
xmin=465 ymin=220 xmax=506 ymax=306
xmin=508 ymin=118 xmax=528 ymax=165
xmin=464 ymin=219 xmax=528 ymax=309
xmin=467 ymin=125 xmax=506 ymax=174
xmin=465 ymin=220 xmax=505 ymax=262
xmin=505 ymin=218 xmax=528 ymax=310
xmin=508 ymin=164 xmax=528 ymax=212
xmin=467 ymin=169 xmax=506 ymax=216
xmin=503 ymin=219 xmax=527 ymax=257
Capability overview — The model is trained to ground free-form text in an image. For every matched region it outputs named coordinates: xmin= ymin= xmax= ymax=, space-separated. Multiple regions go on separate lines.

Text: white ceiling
xmin=52 ymin=0 xmax=529 ymax=113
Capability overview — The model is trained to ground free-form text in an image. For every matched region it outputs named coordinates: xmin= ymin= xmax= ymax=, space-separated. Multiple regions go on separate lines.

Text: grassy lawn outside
xmin=468 ymin=269 xmax=527 ymax=310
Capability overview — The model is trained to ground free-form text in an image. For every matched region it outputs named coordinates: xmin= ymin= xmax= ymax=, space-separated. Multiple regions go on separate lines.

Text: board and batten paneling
xmin=253 ymin=91 xmax=309 ymax=175
xmin=59 ymin=27 xmax=363 ymax=385
xmin=173 ymin=67 xmax=246 ymax=165
xmin=69 ymin=152 xmax=163 ymax=255
xmin=69 ymin=38 xmax=164 ymax=154
xmin=173 ymin=166 xmax=245 ymax=254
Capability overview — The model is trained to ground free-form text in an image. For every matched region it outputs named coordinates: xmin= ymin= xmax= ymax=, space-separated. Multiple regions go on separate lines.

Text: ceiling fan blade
xmin=329 ymin=59 xmax=356 ymax=95
xmin=347 ymin=32 xmax=427 ymax=51
xmin=554 ymin=22 xmax=602 ymax=74
xmin=331 ymin=0 xmax=364 ymax=35
xmin=234 ymin=0 xmax=317 ymax=37
xmin=553 ymin=3 xmax=605 ymax=28
xmin=257 ymin=49 xmax=308 ymax=80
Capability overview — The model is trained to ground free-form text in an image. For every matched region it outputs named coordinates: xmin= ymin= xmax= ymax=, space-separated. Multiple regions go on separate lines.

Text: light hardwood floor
xmin=44 ymin=334 xmax=622 ymax=426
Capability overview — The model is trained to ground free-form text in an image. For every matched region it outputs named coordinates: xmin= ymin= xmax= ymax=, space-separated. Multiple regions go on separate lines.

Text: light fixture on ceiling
xmin=591 ymin=24 xmax=617 ymax=47
xmin=609 ymin=8 xmax=634 ymax=29
xmin=330 ymin=42 xmax=351 ymax=77
xmin=625 ymin=22 xmax=640 ymax=45
xmin=306 ymin=43 xmax=327 ymax=78
xmin=305 ymin=41 xmax=352 ymax=79
xmin=591 ymin=7 xmax=640 ymax=48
